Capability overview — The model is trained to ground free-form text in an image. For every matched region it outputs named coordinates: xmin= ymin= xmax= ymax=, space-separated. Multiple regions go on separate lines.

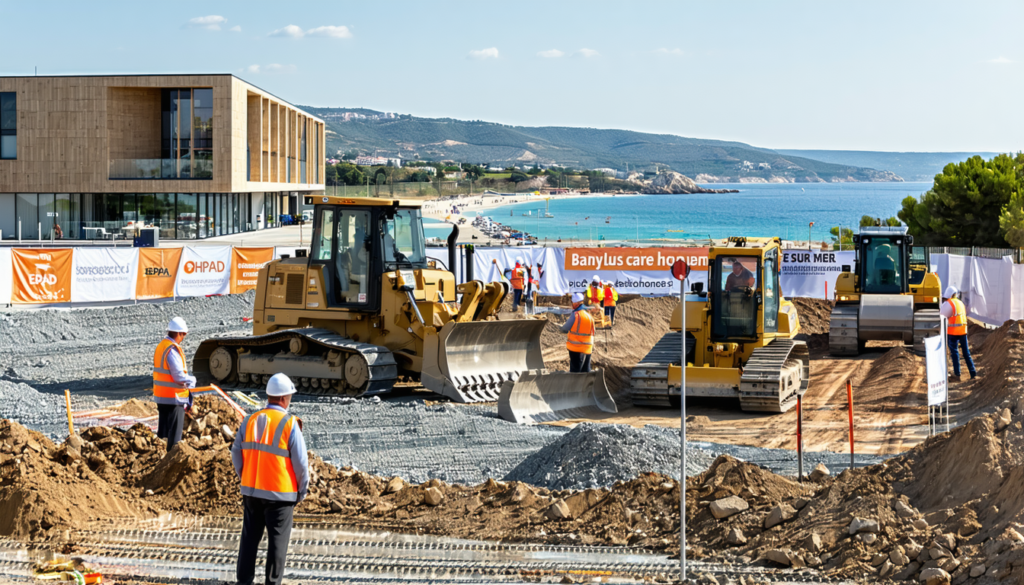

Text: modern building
xmin=0 ymin=74 xmax=325 ymax=241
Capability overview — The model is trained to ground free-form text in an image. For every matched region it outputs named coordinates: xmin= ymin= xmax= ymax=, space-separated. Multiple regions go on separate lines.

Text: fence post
xmin=847 ymin=379 xmax=855 ymax=470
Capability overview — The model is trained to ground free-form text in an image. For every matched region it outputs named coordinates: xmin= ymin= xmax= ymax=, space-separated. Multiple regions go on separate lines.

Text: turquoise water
xmin=482 ymin=182 xmax=929 ymax=242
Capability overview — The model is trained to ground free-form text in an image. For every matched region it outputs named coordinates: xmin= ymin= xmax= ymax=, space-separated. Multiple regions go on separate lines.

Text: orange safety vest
xmin=585 ymin=285 xmax=604 ymax=305
xmin=240 ymin=407 xmax=299 ymax=502
xmin=153 ymin=338 xmax=191 ymax=406
xmin=510 ymin=266 xmax=525 ymax=290
xmin=947 ymin=298 xmax=967 ymax=336
xmin=602 ymin=285 xmax=618 ymax=307
xmin=566 ymin=310 xmax=595 ymax=355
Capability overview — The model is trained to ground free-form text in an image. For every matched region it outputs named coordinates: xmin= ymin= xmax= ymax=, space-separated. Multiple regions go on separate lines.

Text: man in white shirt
xmin=153 ymin=317 xmax=197 ymax=450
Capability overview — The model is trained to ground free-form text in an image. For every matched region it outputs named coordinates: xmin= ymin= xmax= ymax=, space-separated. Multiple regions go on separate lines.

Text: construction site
xmin=1 ymin=198 xmax=1023 ymax=585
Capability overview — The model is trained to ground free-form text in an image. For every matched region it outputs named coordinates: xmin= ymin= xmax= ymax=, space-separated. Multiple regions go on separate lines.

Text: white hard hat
xmin=266 ymin=373 xmax=297 ymax=397
xmin=592 ymin=275 xmax=600 ymax=282
xmin=572 ymin=292 xmax=585 ymax=304
xmin=944 ymin=286 xmax=958 ymax=299
xmin=518 ymin=257 xmax=524 ymax=264
xmin=167 ymin=317 xmax=189 ymax=333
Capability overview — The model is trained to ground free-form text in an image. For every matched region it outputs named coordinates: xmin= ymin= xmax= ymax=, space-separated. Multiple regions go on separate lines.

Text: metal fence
xmin=928 ymin=247 xmax=1024 ymax=263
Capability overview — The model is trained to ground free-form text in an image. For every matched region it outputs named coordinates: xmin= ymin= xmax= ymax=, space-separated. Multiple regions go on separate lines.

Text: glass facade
xmin=0 ymin=92 xmax=15 ymax=160
xmin=0 ymin=192 xmax=286 ymax=240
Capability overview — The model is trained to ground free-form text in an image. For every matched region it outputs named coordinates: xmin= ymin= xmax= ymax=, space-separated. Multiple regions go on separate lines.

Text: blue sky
xmin=1 ymin=0 xmax=1021 ymax=152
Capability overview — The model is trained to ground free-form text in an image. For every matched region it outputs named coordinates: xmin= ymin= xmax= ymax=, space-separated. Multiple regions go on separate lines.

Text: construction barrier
xmin=0 ymin=245 xmax=276 ymax=305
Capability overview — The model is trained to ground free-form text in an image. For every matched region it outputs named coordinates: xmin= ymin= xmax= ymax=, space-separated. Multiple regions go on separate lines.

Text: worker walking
xmin=602 ymin=280 xmax=619 ymax=326
xmin=584 ymin=276 xmax=604 ymax=307
xmin=153 ymin=317 xmax=196 ymax=451
xmin=509 ymin=258 xmax=526 ymax=312
xmin=562 ymin=292 xmax=595 ymax=373
xmin=942 ymin=286 xmax=977 ymax=380
xmin=233 ymin=373 xmax=309 ymax=585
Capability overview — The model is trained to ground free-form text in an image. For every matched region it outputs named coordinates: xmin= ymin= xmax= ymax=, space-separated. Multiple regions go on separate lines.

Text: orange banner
xmin=12 ymin=248 xmax=73 ymax=303
xmin=136 ymin=247 xmax=182 ymax=300
xmin=230 ymin=247 xmax=275 ymax=293
xmin=564 ymin=247 xmax=709 ymax=272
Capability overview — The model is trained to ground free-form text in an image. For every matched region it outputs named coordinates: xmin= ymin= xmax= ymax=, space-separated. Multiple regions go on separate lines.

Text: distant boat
xmin=542 ymin=198 xmax=554 ymax=218
xmin=605 ymin=216 xmax=610 ymax=224
xmin=522 ymin=210 xmax=532 ymax=216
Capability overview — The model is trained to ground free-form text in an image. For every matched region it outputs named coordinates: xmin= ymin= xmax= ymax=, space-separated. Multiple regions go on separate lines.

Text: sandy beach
xmin=422 ymin=192 xmax=643 ymax=244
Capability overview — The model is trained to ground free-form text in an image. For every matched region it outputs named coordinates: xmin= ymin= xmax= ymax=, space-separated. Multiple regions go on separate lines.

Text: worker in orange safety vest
xmin=508 ymin=258 xmax=526 ymax=312
xmin=941 ymin=286 xmax=976 ymax=379
xmin=233 ymin=373 xmax=309 ymax=585
xmin=602 ymin=281 xmax=619 ymax=325
xmin=562 ymin=292 xmax=595 ymax=372
xmin=153 ymin=317 xmax=196 ymax=451
xmin=584 ymin=276 xmax=604 ymax=306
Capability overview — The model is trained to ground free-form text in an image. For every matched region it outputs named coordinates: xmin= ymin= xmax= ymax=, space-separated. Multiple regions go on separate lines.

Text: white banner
xmin=175 ymin=246 xmax=231 ymax=297
xmin=70 ymin=247 xmax=139 ymax=303
xmin=924 ymin=331 xmax=947 ymax=406
xmin=780 ymin=250 xmax=854 ymax=299
xmin=0 ymin=248 xmax=11 ymax=304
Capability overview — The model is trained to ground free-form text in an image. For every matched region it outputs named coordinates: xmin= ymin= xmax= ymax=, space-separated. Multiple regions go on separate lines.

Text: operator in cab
xmin=725 ymin=260 xmax=756 ymax=291
xmin=562 ymin=292 xmax=595 ymax=373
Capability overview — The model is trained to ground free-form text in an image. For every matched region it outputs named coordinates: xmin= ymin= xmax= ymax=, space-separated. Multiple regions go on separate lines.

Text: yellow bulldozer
xmin=829 ymin=225 xmax=941 ymax=356
xmin=193 ymin=195 xmax=553 ymax=403
xmin=631 ymin=237 xmax=810 ymax=413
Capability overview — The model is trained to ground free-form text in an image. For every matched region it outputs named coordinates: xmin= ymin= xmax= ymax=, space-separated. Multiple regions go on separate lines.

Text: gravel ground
xmin=0 ymin=294 xmax=889 ymax=490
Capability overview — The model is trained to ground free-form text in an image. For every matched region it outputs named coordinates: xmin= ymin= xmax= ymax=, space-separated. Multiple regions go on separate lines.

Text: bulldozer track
xmin=629 ymin=332 xmax=692 ymax=407
xmin=739 ymin=339 xmax=809 ymax=413
xmin=193 ymin=329 xmax=398 ymax=398
xmin=828 ymin=304 xmax=860 ymax=356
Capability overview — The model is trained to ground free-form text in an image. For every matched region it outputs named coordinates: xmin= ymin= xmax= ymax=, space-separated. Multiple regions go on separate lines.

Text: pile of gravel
xmin=503 ymin=423 xmax=714 ymax=490
xmin=0 ymin=380 xmax=69 ymax=440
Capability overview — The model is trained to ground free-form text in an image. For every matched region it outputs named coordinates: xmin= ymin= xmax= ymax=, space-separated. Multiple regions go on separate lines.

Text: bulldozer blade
xmin=421 ymin=318 xmax=547 ymax=403
xmin=498 ymin=369 xmax=617 ymax=425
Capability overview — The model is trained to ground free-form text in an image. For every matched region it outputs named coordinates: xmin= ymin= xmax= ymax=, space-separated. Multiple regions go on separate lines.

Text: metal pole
xmin=942 ymin=315 xmax=950 ymax=432
xmin=797 ymin=395 xmax=804 ymax=481
xmin=847 ymin=379 xmax=854 ymax=470
xmin=679 ymin=274 xmax=687 ymax=583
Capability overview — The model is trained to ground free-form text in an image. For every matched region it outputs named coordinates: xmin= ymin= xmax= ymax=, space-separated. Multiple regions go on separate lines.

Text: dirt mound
xmin=953 ymin=320 xmax=1024 ymax=417
xmin=790 ymin=298 xmax=833 ymax=335
xmin=113 ymin=398 xmax=157 ymax=418
xmin=688 ymin=408 xmax=1024 ymax=582
xmin=0 ymin=420 xmax=158 ymax=540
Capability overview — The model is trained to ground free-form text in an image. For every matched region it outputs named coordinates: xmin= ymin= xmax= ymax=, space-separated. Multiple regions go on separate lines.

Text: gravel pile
xmin=504 ymin=423 xmax=713 ymax=490
xmin=288 ymin=396 xmax=567 ymax=485
xmin=0 ymin=379 xmax=69 ymax=440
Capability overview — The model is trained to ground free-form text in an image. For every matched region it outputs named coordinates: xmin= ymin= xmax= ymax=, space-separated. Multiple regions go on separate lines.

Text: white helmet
xmin=572 ymin=292 xmax=585 ymax=304
xmin=944 ymin=286 xmax=958 ymax=299
xmin=592 ymin=275 xmax=600 ymax=282
xmin=266 ymin=373 xmax=297 ymax=397
xmin=167 ymin=317 xmax=189 ymax=333
xmin=518 ymin=257 xmax=525 ymax=264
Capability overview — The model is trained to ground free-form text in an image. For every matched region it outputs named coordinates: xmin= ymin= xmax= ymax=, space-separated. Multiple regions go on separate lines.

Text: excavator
xmin=829 ymin=225 xmax=941 ymax=356
xmin=192 ymin=195 xmax=559 ymax=404
xmin=630 ymin=237 xmax=810 ymax=413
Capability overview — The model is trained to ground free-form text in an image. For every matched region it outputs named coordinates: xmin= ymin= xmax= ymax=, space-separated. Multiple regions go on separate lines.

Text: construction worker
xmin=602 ymin=280 xmax=619 ymax=325
xmin=153 ymin=317 xmax=196 ymax=451
xmin=233 ymin=373 xmax=309 ymax=585
xmin=942 ymin=286 xmax=977 ymax=380
xmin=584 ymin=276 xmax=604 ymax=306
xmin=509 ymin=258 xmax=526 ymax=312
xmin=562 ymin=292 xmax=595 ymax=373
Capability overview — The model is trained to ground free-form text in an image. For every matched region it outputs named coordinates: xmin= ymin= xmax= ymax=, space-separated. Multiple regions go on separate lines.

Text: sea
xmin=428 ymin=182 xmax=931 ymax=243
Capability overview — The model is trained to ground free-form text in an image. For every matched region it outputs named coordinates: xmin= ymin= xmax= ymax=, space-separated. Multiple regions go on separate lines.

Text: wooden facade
xmin=0 ymin=74 xmax=325 ymax=194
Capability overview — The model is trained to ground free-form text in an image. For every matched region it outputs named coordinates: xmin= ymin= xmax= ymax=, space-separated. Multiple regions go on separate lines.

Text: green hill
xmin=301 ymin=107 xmax=902 ymax=183
xmin=777 ymin=150 xmax=1002 ymax=182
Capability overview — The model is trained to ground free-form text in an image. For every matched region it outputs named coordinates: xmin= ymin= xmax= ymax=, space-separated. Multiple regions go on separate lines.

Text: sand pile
xmin=688 ymin=407 xmax=1024 ymax=582
xmin=952 ymin=320 xmax=1024 ymax=418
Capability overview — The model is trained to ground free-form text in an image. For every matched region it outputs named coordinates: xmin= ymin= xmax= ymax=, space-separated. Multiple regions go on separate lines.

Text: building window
xmin=159 ymin=88 xmax=211 ymax=179
xmin=1 ymin=92 xmax=16 ymax=160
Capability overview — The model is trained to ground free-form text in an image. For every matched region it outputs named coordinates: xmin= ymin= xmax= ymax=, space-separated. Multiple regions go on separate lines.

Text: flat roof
xmin=0 ymin=73 xmax=321 ymax=122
